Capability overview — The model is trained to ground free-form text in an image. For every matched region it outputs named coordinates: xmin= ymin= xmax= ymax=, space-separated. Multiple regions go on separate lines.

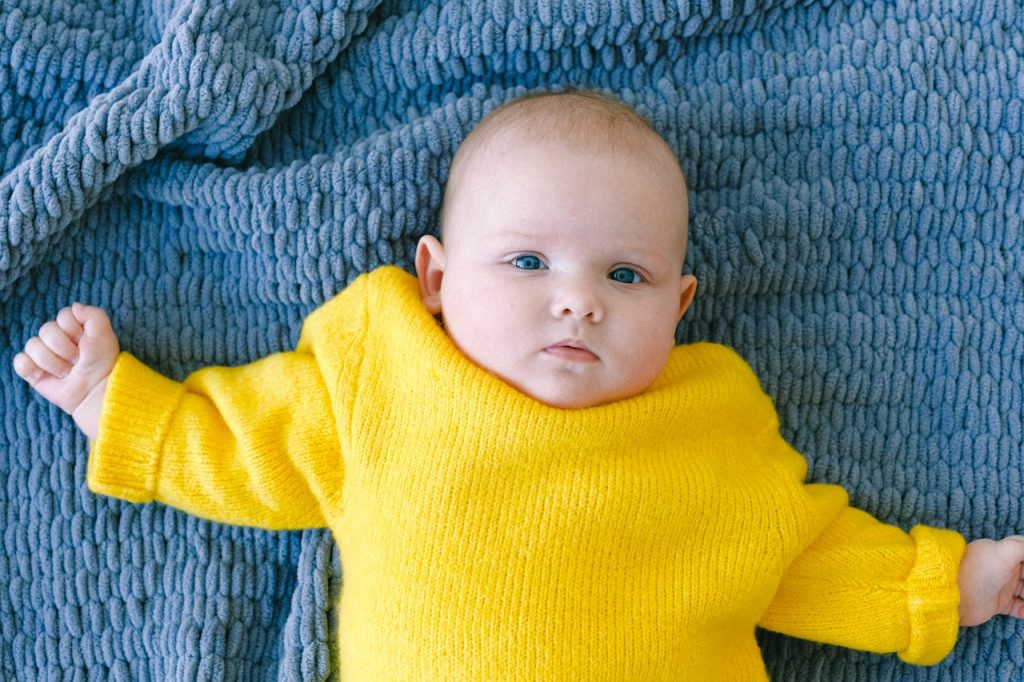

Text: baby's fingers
xmin=22 ymin=335 xmax=73 ymax=379
xmin=12 ymin=351 xmax=44 ymax=385
xmin=39 ymin=320 xmax=80 ymax=364
xmin=56 ymin=306 xmax=85 ymax=343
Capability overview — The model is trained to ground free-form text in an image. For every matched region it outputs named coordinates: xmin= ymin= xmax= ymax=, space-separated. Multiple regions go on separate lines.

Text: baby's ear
xmin=415 ymin=235 xmax=446 ymax=314
xmin=678 ymin=274 xmax=697 ymax=318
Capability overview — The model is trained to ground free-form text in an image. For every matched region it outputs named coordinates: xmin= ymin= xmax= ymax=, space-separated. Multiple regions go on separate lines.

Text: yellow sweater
xmin=89 ymin=266 xmax=965 ymax=680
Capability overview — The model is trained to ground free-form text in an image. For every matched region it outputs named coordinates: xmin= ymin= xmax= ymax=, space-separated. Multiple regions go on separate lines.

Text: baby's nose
xmin=551 ymin=283 xmax=604 ymax=322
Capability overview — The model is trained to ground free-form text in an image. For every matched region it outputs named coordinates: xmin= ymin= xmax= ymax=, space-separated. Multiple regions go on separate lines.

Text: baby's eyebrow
xmin=483 ymin=232 xmax=679 ymax=268
xmin=486 ymin=230 xmax=543 ymax=243
xmin=617 ymin=249 xmax=677 ymax=267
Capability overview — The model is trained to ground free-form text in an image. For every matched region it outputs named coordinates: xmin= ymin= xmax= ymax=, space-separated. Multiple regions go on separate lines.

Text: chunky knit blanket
xmin=2 ymin=0 xmax=1021 ymax=679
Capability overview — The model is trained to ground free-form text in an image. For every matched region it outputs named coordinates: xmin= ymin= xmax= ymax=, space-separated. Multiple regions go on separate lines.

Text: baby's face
xmin=416 ymin=133 xmax=696 ymax=408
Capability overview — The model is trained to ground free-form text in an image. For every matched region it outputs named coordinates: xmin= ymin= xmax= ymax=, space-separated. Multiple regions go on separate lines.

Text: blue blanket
xmin=2 ymin=0 xmax=1021 ymax=678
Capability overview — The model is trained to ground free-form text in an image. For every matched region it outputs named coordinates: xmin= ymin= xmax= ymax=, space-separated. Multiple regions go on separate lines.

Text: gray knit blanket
xmin=2 ymin=0 xmax=1021 ymax=679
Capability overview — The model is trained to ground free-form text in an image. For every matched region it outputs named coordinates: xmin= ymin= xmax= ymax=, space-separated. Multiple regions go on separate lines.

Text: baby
xmin=13 ymin=90 xmax=1024 ymax=680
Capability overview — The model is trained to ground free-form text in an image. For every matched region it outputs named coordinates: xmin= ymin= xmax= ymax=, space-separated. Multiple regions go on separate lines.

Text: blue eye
xmin=609 ymin=267 xmax=642 ymax=284
xmin=511 ymin=255 xmax=545 ymax=270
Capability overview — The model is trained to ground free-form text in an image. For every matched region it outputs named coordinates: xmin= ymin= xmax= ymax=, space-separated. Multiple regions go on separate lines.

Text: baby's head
xmin=416 ymin=90 xmax=697 ymax=408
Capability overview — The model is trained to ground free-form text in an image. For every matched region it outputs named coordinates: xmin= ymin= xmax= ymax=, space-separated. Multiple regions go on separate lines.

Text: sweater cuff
xmin=87 ymin=353 xmax=186 ymax=503
xmin=897 ymin=525 xmax=966 ymax=666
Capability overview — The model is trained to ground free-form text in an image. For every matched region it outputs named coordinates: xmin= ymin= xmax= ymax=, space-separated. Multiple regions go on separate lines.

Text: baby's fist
xmin=13 ymin=303 xmax=119 ymax=439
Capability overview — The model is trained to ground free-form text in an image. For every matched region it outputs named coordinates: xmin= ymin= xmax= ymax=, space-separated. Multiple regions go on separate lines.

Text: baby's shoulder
xmin=664 ymin=342 xmax=778 ymax=420
xmin=669 ymin=342 xmax=764 ymax=387
xmin=305 ymin=266 xmax=417 ymax=327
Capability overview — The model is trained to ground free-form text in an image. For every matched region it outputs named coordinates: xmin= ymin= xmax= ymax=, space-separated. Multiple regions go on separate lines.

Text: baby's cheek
xmin=629 ymin=328 xmax=675 ymax=379
xmin=447 ymin=314 xmax=520 ymax=377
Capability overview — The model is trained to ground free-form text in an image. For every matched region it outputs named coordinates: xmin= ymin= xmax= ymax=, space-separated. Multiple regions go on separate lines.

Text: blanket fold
xmin=0 ymin=0 xmax=377 ymax=301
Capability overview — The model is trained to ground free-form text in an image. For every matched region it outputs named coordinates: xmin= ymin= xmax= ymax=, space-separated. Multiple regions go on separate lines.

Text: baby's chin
xmin=513 ymin=377 xmax=648 ymax=410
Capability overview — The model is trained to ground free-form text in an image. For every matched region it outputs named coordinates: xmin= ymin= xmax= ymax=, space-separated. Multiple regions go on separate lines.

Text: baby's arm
xmin=14 ymin=299 xmax=345 ymax=531
xmin=958 ymin=536 xmax=1024 ymax=626
xmin=13 ymin=303 xmax=119 ymax=441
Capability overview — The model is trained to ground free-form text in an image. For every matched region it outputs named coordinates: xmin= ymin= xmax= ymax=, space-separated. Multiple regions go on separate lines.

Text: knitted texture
xmin=0 ymin=0 xmax=1020 ymax=680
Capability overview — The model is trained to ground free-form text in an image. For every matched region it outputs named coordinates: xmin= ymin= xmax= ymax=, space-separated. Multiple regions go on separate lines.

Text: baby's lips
xmin=543 ymin=341 xmax=599 ymax=362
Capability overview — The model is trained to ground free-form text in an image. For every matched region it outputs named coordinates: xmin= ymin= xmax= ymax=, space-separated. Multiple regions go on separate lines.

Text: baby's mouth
xmin=543 ymin=340 xmax=599 ymax=362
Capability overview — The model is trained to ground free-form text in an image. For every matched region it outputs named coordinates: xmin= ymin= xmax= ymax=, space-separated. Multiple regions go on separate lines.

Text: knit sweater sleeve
xmin=87 ymin=273 xmax=371 ymax=530
xmin=756 ymin=430 xmax=966 ymax=666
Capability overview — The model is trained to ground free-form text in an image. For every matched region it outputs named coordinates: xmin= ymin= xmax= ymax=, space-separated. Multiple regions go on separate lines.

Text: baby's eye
xmin=609 ymin=267 xmax=642 ymax=284
xmin=511 ymin=255 xmax=545 ymax=270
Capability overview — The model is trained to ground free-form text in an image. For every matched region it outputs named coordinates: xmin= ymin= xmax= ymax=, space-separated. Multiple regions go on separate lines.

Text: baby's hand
xmin=958 ymin=536 xmax=1024 ymax=626
xmin=13 ymin=303 xmax=119 ymax=440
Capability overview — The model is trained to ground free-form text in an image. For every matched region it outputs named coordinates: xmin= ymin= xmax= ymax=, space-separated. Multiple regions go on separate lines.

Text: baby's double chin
xmin=520 ymin=373 xmax=613 ymax=409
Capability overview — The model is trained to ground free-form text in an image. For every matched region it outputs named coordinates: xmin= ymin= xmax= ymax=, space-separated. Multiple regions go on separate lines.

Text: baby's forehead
xmin=444 ymin=137 xmax=689 ymax=261
xmin=449 ymin=121 xmax=685 ymax=202
xmin=440 ymin=92 xmax=688 ymax=238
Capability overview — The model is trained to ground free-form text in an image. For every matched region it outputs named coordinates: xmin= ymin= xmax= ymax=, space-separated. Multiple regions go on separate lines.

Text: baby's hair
xmin=439 ymin=89 xmax=685 ymax=236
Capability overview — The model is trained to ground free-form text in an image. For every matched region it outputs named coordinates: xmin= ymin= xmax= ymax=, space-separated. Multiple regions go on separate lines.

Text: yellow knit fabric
xmin=88 ymin=266 xmax=966 ymax=680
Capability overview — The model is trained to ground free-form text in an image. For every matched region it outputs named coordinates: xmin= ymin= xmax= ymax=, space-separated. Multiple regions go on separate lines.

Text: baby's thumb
xmin=70 ymin=303 xmax=118 ymax=362
xmin=71 ymin=303 xmax=111 ymax=337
